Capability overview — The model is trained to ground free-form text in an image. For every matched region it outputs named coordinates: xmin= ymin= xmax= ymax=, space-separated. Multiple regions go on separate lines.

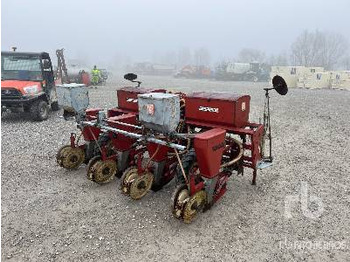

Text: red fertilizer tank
xmin=185 ymin=92 xmax=250 ymax=128
xmin=194 ymin=128 xmax=226 ymax=178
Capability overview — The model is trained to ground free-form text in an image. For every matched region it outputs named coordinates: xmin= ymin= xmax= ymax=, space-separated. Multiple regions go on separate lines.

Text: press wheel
xmin=129 ymin=172 xmax=154 ymax=200
xmin=183 ymin=190 xmax=207 ymax=224
xmin=88 ymin=157 xmax=117 ymax=184
xmin=56 ymin=145 xmax=85 ymax=169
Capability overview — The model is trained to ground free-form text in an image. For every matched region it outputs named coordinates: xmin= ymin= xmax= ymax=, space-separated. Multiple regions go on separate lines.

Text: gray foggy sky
xmin=2 ymin=0 xmax=350 ymax=66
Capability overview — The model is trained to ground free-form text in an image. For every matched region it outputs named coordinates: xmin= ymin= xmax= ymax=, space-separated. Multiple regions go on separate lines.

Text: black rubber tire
xmin=116 ymin=170 xmax=124 ymax=178
xmin=51 ymin=101 xmax=60 ymax=111
xmin=151 ymin=183 xmax=164 ymax=192
xmin=23 ymin=105 xmax=31 ymax=113
xmin=30 ymin=100 xmax=49 ymax=121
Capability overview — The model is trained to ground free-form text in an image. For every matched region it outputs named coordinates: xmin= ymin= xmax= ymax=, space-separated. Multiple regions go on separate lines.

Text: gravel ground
xmin=2 ymin=75 xmax=350 ymax=262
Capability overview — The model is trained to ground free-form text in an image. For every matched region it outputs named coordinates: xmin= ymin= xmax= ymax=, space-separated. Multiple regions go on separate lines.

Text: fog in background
xmin=2 ymin=0 xmax=350 ymax=69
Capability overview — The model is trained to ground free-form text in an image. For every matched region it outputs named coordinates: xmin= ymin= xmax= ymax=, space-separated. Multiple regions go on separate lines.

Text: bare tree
xmin=291 ymin=30 xmax=319 ymax=66
xmin=194 ymin=47 xmax=211 ymax=66
xmin=291 ymin=30 xmax=349 ymax=69
xmin=269 ymin=52 xmax=289 ymax=66
xmin=319 ymin=32 xmax=349 ymax=69
xmin=237 ymin=48 xmax=265 ymax=63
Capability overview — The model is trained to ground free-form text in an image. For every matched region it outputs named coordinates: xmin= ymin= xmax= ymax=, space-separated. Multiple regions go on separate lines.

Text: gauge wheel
xmin=87 ymin=156 xmax=101 ymax=180
xmin=171 ymin=184 xmax=189 ymax=219
xmin=129 ymin=171 xmax=154 ymax=200
xmin=120 ymin=166 xmax=138 ymax=195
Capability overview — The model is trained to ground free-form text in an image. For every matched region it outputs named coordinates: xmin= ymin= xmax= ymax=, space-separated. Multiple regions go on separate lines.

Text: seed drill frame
xmin=56 ymin=74 xmax=287 ymax=223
